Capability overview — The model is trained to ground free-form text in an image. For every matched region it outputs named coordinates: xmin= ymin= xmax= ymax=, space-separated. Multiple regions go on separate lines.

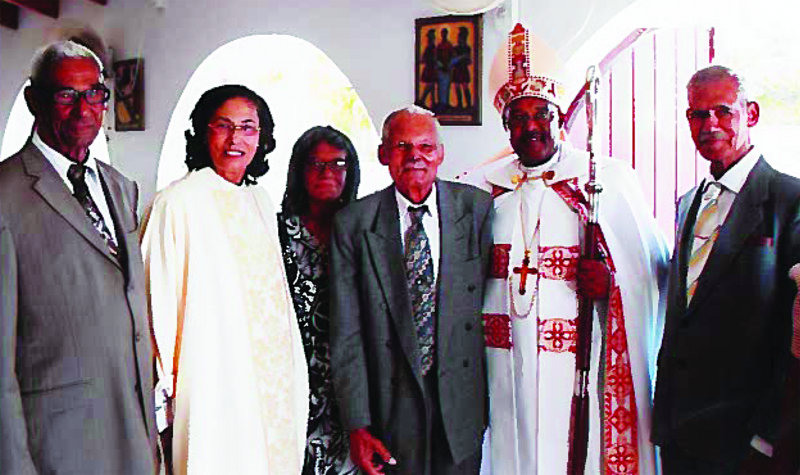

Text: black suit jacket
xmin=330 ymin=180 xmax=492 ymax=472
xmin=653 ymin=157 xmax=800 ymax=464
xmin=0 ymin=142 xmax=157 ymax=474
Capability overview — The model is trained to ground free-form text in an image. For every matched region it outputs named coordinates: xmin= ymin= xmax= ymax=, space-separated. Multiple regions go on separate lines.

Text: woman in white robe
xmin=141 ymin=85 xmax=308 ymax=475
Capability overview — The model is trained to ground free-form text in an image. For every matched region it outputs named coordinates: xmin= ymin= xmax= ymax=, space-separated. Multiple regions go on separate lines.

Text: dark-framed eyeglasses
xmin=686 ymin=105 xmax=737 ymax=121
xmin=207 ymin=121 xmax=261 ymax=137
xmin=50 ymin=85 xmax=111 ymax=106
xmin=507 ymin=109 xmax=555 ymax=126
xmin=306 ymin=159 xmax=348 ymax=173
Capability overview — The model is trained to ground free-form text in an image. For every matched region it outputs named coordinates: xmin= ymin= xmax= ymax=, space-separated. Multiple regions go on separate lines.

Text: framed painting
xmin=415 ymin=14 xmax=482 ymax=125
xmin=113 ymin=58 xmax=145 ymax=131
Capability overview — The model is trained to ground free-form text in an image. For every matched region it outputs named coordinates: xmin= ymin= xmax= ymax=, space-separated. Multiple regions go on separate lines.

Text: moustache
xmin=698 ymin=132 xmax=728 ymax=143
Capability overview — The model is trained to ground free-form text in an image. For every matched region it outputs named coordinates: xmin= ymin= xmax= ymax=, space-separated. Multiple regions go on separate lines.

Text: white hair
xmin=687 ymin=65 xmax=751 ymax=103
xmin=381 ymin=105 xmax=443 ymax=143
xmin=30 ymin=40 xmax=104 ymax=87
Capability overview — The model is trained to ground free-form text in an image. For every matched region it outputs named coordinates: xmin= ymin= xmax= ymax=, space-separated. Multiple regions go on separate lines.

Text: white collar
xmin=395 ymin=182 xmax=438 ymax=217
xmin=703 ymin=145 xmax=762 ymax=194
xmin=486 ymin=142 xmax=603 ymax=190
xmin=32 ymin=130 xmax=100 ymax=178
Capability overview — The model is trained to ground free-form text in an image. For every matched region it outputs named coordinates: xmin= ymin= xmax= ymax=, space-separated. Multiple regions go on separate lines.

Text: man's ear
xmin=746 ymin=101 xmax=760 ymax=127
xmin=24 ymin=86 xmax=38 ymax=116
xmin=378 ymin=144 xmax=389 ymax=166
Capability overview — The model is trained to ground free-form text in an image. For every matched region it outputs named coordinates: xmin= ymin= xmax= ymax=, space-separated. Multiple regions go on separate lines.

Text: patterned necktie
xmin=67 ymin=163 xmax=119 ymax=259
xmin=405 ymin=205 xmax=436 ymax=375
xmin=687 ymin=181 xmax=723 ymax=303
xmin=790 ymin=264 xmax=800 ymax=359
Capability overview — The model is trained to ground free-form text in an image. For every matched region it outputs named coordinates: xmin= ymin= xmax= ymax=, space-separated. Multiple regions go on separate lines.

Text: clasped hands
xmin=350 ymin=427 xmax=397 ymax=475
xmin=576 ymin=258 xmax=611 ymax=299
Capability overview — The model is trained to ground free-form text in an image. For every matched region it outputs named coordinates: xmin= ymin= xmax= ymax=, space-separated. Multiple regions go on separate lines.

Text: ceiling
xmin=0 ymin=0 xmax=106 ymax=29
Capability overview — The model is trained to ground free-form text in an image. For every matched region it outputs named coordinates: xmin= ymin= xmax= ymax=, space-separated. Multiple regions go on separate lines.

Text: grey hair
xmin=381 ymin=105 xmax=443 ymax=143
xmin=687 ymin=65 xmax=750 ymax=103
xmin=30 ymin=40 xmax=104 ymax=88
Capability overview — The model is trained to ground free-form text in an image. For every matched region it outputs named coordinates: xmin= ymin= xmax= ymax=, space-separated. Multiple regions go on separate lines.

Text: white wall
xmin=0 ymin=0 xmax=635 ymax=209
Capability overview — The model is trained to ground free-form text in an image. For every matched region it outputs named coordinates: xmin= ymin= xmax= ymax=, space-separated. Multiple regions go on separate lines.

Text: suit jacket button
xmin=465 ymin=322 xmax=473 ymax=331
xmin=135 ymin=331 xmax=142 ymax=342
xmin=468 ymin=284 xmax=476 ymax=292
xmin=462 ymin=359 xmax=469 ymax=368
xmin=385 ymin=340 xmax=392 ymax=349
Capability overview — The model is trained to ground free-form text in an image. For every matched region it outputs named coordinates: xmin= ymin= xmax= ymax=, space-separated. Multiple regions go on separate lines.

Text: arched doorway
xmin=157 ymin=35 xmax=386 ymax=205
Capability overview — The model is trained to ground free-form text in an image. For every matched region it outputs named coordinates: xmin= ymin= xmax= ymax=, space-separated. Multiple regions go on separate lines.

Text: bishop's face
xmin=506 ymin=97 xmax=561 ymax=167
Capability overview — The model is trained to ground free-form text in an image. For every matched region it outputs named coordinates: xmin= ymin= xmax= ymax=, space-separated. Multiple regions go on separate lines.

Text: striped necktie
xmin=405 ymin=205 xmax=435 ymax=375
xmin=67 ymin=163 xmax=120 ymax=259
xmin=686 ymin=181 xmax=723 ymax=303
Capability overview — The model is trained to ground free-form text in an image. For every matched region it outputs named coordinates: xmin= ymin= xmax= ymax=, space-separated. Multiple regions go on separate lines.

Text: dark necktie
xmin=67 ymin=163 xmax=119 ymax=259
xmin=405 ymin=205 xmax=436 ymax=375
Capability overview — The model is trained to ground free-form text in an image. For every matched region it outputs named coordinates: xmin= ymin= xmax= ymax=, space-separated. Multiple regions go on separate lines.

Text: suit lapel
xmin=436 ymin=180 xmax=470 ymax=359
xmin=364 ymin=187 xmax=424 ymax=380
xmin=22 ymin=142 xmax=121 ymax=268
xmin=98 ymin=164 xmax=134 ymax=275
xmin=687 ymin=157 xmax=770 ymax=314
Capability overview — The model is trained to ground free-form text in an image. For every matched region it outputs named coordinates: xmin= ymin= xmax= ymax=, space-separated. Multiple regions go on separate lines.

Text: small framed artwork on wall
xmin=113 ymin=58 xmax=145 ymax=131
xmin=415 ymin=14 xmax=482 ymax=125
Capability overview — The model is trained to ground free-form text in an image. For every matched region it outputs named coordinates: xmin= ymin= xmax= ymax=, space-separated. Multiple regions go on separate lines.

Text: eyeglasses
xmin=50 ymin=85 xmax=110 ymax=106
xmin=207 ymin=121 xmax=261 ymax=137
xmin=507 ymin=109 xmax=555 ymax=126
xmin=389 ymin=141 xmax=439 ymax=154
xmin=306 ymin=159 xmax=348 ymax=173
xmin=686 ymin=105 xmax=736 ymax=121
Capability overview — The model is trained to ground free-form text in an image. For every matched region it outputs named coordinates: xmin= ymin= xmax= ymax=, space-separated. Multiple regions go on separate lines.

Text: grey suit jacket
xmin=653 ymin=157 xmax=800 ymax=463
xmin=0 ymin=142 xmax=157 ymax=474
xmin=330 ymin=179 xmax=492 ymax=472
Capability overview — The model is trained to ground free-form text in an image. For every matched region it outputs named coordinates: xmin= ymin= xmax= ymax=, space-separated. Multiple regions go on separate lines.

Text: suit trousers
xmin=661 ymin=442 xmax=790 ymax=475
xmin=385 ymin=367 xmax=481 ymax=475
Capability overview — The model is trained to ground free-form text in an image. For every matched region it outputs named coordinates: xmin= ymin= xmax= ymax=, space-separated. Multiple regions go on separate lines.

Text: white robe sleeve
xmin=140 ymin=192 xmax=188 ymax=402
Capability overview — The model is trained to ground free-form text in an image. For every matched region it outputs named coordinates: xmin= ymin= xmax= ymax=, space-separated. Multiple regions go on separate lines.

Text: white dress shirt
xmin=395 ymin=184 xmax=440 ymax=280
xmin=32 ymin=131 xmax=118 ymax=243
xmin=695 ymin=145 xmax=762 ymax=235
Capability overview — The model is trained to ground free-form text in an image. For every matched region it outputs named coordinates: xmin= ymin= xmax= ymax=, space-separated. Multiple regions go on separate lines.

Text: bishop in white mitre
xmin=472 ymin=24 xmax=669 ymax=475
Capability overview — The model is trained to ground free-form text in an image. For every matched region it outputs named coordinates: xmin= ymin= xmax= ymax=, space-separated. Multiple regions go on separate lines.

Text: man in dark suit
xmin=652 ymin=65 xmax=800 ymax=474
xmin=0 ymin=41 xmax=157 ymax=474
xmin=330 ymin=106 xmax=492 ymax=475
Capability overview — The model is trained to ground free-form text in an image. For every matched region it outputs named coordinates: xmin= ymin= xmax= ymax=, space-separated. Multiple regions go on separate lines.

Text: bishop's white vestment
xmin=477 ymin=144 xmax=668 ymax=475
xmin=141 ymin=168 xmax=309 ymax=475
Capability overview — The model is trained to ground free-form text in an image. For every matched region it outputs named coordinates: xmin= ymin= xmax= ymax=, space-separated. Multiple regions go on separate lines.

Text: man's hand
xmin=577 ymin=258 xmax=610 ymax=299
xmin=349 ymin=427 xmax=396 ymax=475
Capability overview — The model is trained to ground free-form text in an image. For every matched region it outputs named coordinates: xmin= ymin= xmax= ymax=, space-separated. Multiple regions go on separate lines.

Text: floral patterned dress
xmin=277 ymin=213 xmax=358 ymax=475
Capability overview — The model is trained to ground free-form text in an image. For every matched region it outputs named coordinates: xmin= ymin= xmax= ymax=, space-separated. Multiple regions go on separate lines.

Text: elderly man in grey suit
xmin=0 ymin=41 xmax=157 ymax=474
xmin=330 ymin=106 xmax=492 ymax=475
xmin=652 ymin=65 xmax=800 ymax=474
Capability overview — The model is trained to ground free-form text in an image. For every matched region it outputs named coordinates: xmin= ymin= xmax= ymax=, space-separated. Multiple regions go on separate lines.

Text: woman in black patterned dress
xmin=278 ymin=126 xmax=360 ymax=475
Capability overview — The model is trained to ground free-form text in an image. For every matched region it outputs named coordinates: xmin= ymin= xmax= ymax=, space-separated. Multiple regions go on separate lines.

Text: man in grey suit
xmin=330 ymin=106 xmax=492 ymax=475
xmin=652 ymin=65 xmax=800 ymax=474
xmin=0 ymin=41 xmax=157 ymax=474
